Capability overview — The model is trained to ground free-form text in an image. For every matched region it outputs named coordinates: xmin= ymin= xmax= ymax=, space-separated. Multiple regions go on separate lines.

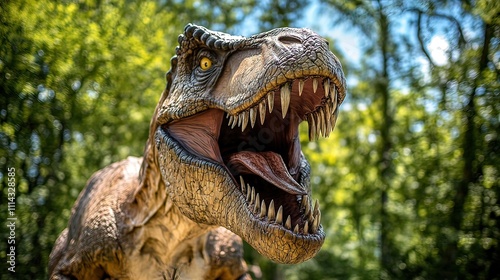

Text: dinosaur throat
xmin=161 ymin=76 xmax=340 ymax=236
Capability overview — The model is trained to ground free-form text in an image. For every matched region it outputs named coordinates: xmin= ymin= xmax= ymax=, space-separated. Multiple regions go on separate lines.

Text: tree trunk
xmin=376 ymin=1 xmax=394 ymax=276
xmin=438 ymin=21 xmax=492 ymax=279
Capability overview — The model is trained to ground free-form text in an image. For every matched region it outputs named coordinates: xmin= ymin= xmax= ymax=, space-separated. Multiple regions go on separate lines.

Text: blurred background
xmin=1 ymin=0 xmax=499 ymax=279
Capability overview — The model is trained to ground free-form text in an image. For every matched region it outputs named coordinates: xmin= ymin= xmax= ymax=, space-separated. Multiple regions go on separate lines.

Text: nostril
xmin=278 ymin=35 xmax=302 ymax=45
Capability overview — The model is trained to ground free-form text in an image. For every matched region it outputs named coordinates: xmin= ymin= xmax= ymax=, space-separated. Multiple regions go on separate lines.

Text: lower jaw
xmin=232 ymin=211 xmax=326 ymax=263
xmin=156 ymin=128 xmax=325 ymax=264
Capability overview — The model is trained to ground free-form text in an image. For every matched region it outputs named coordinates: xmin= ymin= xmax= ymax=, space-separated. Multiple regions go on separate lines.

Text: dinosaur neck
xmin=123 ymin=138 xmax=213 ymax=264
xmin=130 ymin=87 xmax=170 ymax=221
xmin=124 ymin=90 xmax=213 ymax=263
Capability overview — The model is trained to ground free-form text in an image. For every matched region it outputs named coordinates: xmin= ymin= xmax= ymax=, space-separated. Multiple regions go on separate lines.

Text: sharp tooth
xmin=332 ymin=88 xmax=338 ymax=113
xmin=304 ymin=221 xmax=309 ymax=234
xmin=325 ymin=104 xmax=332 ymax=136
xmin=315 ymin=112 xmax=322 ymax=138
xmin=311 ymin=216 xmax=318 ymax=233
xmin=324 ymin=79 xmax=330 ymax=97
xmin=301 ymin=195 xmax=308 ymax=209
xmin=308 ymin=114 xmax=316 ymax=141
xmin=313 ymin=78 xmax=318 ymax=93
xmin=331 ymin=83 xmax=337 ymax=105
xmin=280 ymin=83 xmax=291 ymax=118
xmin=241 ymin=111 xmax=249 ymax=131
xmin=240 ymin=176 xmax=246 ymax=193
xmin=313 ymin=199 xmax=320 ymax=216
xmin=267 ymin=91 xmax=274 ymax=113
xmin=254 ymin=193 xmax=260 ymax=213
xmin=246 ymin=184 xmax=251 ymax=201
xmin=231 ymin=115 xmax=239 ymax=129
xmin=260 ymin=200 xmax=267 ymax=218
xmin=268 ymin=200 xmax=276 ymax=221
xmin=322 ymin=108 xmax=329 ymax=137
xmin=259 ymin=100 xmax=266 ymax=125
xmin=285 ymin=215 xmax=292 ymax=229
xmin=298 ymin=79 xmax=304 ymax=96
xmin=312 ymin=210 xmax=321 ymax=233
xmin=302 ymin=195 xmax=310 ymax=216
xmin=294 ymin=224 xmax=300 ymax=233
xmin=276 ymin=205 xmax=283 ymax=224
xmin=308 ymin=210 xmax=314 ymax=223
xmin=331 ymin=111 xmax=339 ymax=130
xmin=250 ymin=187 xmax=255 ymax=204
xmin=319 ymin=109 xmax=326 ymax=137
xmin=228 ymin=115 xmax=233 ymax=127
xmin=249 ymin=107 xmax=257 ymax=128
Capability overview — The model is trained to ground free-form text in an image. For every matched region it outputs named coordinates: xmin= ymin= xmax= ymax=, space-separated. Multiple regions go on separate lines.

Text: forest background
xmin=1 ymin=0 xmax=499 ymax=279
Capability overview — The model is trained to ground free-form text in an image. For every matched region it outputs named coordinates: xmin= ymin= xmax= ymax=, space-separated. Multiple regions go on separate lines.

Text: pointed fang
xmin=260 ymin=200 xmax=267 ymax=218
xmin=241 ymin=110 xmax=249 ymax=132
xmin=314 ymin=199 xmax=320 ymax=216
xmin=324 ymin=79 xmax=330 ymax=97
xmin=331 ymin=84 xmax=337 ymax=106
xmin=249 ymin=107 xmax=257 ymax=128
xmin=280 ymin=83 xmax=291 ymax=118
xmin=312 ymin=210 xmax=321 ymax=233
xmin=308 ymin=114 xmax=316 ymax=141
xmin=246 ymin=184 xmax=251 ymax=201
xmin=298 ymin=79 xmax=304 ymax=96
xmin=231 ymin=115 xmax=239 ymax=129
xmin=276 ymin=205 xmax=283 ymax=224
xmin=254 ymin=193 xmax=260 ymax=213
xmin=301 ymin=195 xmax=308 ymax=209
xmin=267 ymin=91 xmax=274 ymax=113
xmin=250 ymin=187 xmax=255 ymax=205
xmin=285 ymin=215 xmax=292 ymax=229
xmin=239 ymin=176 xmax=246 ymax=193
xmin=259 ymin=100 xmax=266 ymax=125
xmin=268 ymin=200 xmax=275 ymax=221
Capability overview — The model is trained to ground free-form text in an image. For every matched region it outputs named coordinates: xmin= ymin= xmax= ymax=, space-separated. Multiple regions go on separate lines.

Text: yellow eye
xmin=200 ymin=57 xmax=212 ymax=70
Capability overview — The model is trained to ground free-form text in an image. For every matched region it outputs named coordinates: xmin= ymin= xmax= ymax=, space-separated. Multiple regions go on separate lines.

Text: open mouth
xmin=160 ymin=75 xmax=341 ymax=237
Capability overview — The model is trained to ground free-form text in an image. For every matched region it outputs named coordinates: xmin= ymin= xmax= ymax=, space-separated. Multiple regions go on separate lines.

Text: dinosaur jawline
xmin=163 ymin=76 xmax=338 ymax=236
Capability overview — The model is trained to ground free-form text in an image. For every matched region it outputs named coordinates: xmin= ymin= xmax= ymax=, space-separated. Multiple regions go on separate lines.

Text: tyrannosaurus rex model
xmin=49 ymin=24 xmax=346 ymax=279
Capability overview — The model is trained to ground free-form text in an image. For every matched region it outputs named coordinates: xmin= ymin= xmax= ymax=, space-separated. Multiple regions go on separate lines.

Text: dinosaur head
xmin=155 ymin=24 xmax=346 ymax=264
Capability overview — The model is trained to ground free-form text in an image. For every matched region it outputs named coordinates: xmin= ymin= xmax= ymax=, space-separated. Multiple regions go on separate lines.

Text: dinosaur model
xmin=49 ymin=23 xmax=346 ymax=279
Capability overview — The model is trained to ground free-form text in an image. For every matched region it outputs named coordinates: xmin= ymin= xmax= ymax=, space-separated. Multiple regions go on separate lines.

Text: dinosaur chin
xmin=156 ymin=75 xmax=342 ymax=264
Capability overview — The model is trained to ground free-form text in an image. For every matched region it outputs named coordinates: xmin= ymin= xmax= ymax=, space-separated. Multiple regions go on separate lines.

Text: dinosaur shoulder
xmin=53 ymin=157 xmax=143 ymax=277
xmin=74 ymin=157 xmax=142 ymax=209
xmin=69 ymin=156 xmax=142 ymax=236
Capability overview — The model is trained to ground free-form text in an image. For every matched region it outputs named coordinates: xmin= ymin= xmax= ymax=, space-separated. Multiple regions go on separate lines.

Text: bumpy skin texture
xmin=49 ymin=24 xmax=346 ymax=279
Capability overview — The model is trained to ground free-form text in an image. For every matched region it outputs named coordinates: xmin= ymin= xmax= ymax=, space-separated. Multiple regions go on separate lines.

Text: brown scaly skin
xmin=49 ymin=24 xmax=346 ymax=279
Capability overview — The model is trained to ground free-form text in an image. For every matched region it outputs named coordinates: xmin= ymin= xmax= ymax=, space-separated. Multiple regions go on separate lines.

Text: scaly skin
xmin=49 ymin=24 xmax=346 ymax=279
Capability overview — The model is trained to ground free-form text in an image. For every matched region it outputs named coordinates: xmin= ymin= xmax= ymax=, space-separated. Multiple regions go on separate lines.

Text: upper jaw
xmin=156 ymin=26 xmax=346 ymax=126
xmin=223 ymin=75 xmax=343 ymax=141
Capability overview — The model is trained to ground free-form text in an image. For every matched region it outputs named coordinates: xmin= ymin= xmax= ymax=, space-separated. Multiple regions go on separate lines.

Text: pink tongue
xmin=227 ymin=151 xmax=306 ymax=195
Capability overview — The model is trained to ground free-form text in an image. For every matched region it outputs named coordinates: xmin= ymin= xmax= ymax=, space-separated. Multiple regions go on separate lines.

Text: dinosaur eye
xmin=200 ymin=57 xmax=212 ymax=70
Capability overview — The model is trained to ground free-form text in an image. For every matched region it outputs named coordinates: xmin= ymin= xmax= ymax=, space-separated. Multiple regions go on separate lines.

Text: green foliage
xmin=1 ymin=0 xmax=499 ymax=279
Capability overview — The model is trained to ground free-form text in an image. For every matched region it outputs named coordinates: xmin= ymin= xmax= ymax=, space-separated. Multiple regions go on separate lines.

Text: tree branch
xmin=415 ymin=10 xmax=436 ymax=67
